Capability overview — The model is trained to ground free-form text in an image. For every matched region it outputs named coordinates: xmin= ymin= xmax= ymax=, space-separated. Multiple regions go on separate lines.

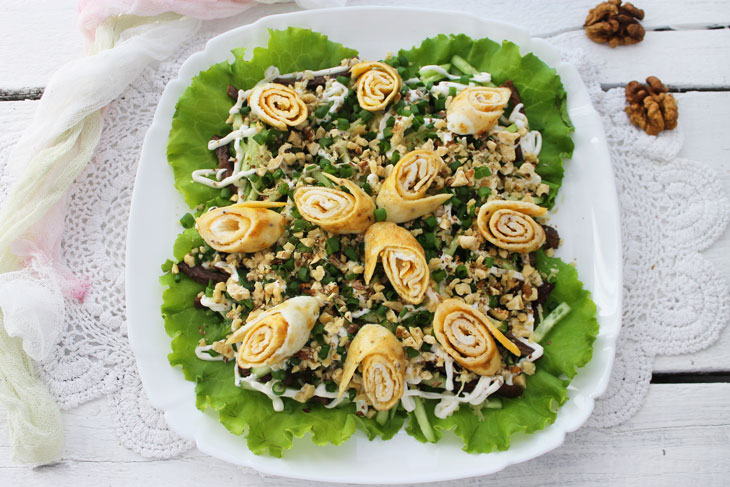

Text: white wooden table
xmin=1 ymin=1 xmax=729 ymax=485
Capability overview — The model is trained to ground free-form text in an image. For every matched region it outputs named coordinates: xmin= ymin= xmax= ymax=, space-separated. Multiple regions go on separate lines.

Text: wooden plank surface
xmin=1 ymin=384 xmax=728 ymax=486
xmin=3 ymin=1 xmax=730 ymax=91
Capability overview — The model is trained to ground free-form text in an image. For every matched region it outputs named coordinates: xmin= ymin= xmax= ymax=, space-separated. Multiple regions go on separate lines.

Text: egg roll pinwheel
xmin=226 ymin=296 xmax=320 ymax=368
xmin=433 ymin=299 xmax=520 ymax=376
xmin=364 ymin=222 xmax=429 ymax=304
xmin=351 ymin=61 xmax=402 ymax=112
xmin=248 ymin=82 xmax=308 ymax=130
xmin=294 ymin=173 xmax=375 ymax=234
xmin=197 ymin=201 xmax=286 ymax=253
xmin=446 ymin=87 xmax=511 ymax=135
xmin=337 ymin=324 xmax=406 ymax=411
xmin=476 ymin=200 xmax=547 ymax=253
xmin=375 ymin=149 xmax=452 ymax=223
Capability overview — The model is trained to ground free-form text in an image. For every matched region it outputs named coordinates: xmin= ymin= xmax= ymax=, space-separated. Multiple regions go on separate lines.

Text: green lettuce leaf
xmin=162 ymin=29 xmax=595 ymax=457
xmin=397 ymin=34 xmax=574 ymax=208
xmin=405 ymin=252 xmax=598 ymax=452
xmin=167 ymin=28 xmax=357 ymax=209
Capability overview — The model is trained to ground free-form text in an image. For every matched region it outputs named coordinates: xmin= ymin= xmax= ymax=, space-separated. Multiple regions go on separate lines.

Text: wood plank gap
xmin=651 ymin=372 xmax=730 ymax=384
xmin=601 ymin=83 xmax=730 ymax=92
xmin=0 ymin=88 xmax=44 ymax=101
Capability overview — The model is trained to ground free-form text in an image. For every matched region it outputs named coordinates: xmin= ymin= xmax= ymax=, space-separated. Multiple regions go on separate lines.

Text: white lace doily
xmin=2 ymin=32 xmax=728 ymax=457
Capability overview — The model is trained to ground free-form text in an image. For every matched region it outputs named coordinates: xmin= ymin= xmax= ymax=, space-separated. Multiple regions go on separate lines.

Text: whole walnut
xmin=585 ymin=0 xmax=646 ymax=48
xmin=624 ymin=76 xmax=678 ymax=136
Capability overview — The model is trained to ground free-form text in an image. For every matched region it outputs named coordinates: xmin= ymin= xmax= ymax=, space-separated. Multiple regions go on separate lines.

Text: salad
xmin=161 ymin=28 xmax=598 ymax=457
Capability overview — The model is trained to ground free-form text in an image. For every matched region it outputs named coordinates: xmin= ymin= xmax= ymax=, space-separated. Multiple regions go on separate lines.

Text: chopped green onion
xmin=359 ymin=109 xmax=374 ymax=122
xmin=336 ymin=118 xmax=350 ymax=131
xmin=391 ymin=151 xmax=401 ymax=164
xmin=374 ymin=207 xmax=388 ymax=222
xmin=424 ymin=215 xmax=438 ymax=229
xmin=474 ymin=166 xmax=491 ymax=179
xmin=298 ymin=267 xmax=309 ymax=281
xmin=432 ymin=269 xmax=447 ymax=283
xmin=478 ymin=186 xmax=492 ymax=199
xmin=535 ymin=302 xmax=572 ymax=342
xmin=271 ymin=368 xmax=286 ymax=381
xmin=179 ymin=213 xmax=196 ymax=229
xmin=315 ymin=103 xmax=333 ymax=118
xmin=325 ymin=237 xmax=340 ymax=255
xmin=318 ymin=343 xmax=331 ymax=360
xmin=449 ymin=86 xmax=457 ymax=97
xmin=173 ymin=273 xmax=182 ymax=283
xmin=455 ymin=265 xmax=468 ymax=279
xmin=338 ymin=165 xmax=354 ymax=178
xmin=346 ymin=297 xmax=360 ymax=311
xmin=406 ymin=347 xmax=419 ymax=358
xmin=272 ymin=381 xmax=286 ymax=396
xmin=505 ymin=123 xmax=518 ymax=133
xmin=343 ymin=247 xmax=359 ymax=261
xmin=336 ymin=75 xmax=350 ymax=85
xmin=443 ymin=238 xmax=460 ymax=256
xmin=220 ymin=187 xmax=232 ymax=199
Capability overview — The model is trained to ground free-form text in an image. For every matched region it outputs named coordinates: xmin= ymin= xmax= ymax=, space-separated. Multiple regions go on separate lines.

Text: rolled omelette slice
xmin=476 ymin=200 xmax=547 ymax=253
xmin=351 ymin=61 xmax=402 ymax=112
xmin=226 ymin=296 xmax=320 ymax=368
xmin=364 ymin=222 xmax=429 ymax=304
xmin=294 ymin=173 xmax=375 ymax=234
xmin=337 ymin=324 xmax=406 ymax=411
xmin=197 ymin=201 xmax=286 ymax=253
xmin=446 ymin=86 xmax=511 ymax=135
xmin=248 ymin=82 xmax=308 ymax=130
xmin=375 ymin=149 xmax=452 ymax=223
xmin=433 ymin=298 xmax=519 ymax=376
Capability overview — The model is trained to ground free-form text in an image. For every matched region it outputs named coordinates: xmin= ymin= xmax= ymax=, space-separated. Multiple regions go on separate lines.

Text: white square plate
xmin=126 ymin=7 xmax=622 ymax=483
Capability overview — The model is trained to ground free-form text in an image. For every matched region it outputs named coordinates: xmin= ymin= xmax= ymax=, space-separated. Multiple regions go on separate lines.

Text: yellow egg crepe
xmin=364 ymin=222 xmax=430 ymax=304
xmin=294 ymin=173 xmax=375 ymax=234
xmin=226 ymin=296 xmax=320 ymax=368
xmin=197 ymin=201 xmax=286 ymax=253
xmin=375 ymin=149 xmax=452 ymax=223
xmin=476 ymin=200 xmax=547 ymax=253
xmin=337 ymin=324 xmax=406 ymax=411
xmin=446 ymin=86 xmax=511 ymax=135
xmin=351 ymin=61 xmax=402 ymax=111
xmin=433 ymin=298 xmax=519 ymax=376
xmin=248 ymin=82 xmax=308 ymax=130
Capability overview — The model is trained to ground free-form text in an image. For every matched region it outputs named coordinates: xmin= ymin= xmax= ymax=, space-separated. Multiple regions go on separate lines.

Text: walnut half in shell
xmin=624 ymin=76 xmax=678 ymax=136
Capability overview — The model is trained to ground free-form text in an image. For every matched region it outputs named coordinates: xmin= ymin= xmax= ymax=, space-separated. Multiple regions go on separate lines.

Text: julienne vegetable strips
xmin=161 ymin=28 xmax=598 ymax=457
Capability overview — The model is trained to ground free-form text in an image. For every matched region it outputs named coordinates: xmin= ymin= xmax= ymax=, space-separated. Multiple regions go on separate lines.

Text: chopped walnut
xmin=584 ymin=0 xmax=645 ymax=48
xmin=293 ymin=384 xmax=316 ymax=403
xmin=624 ymin=76 xmax=678 ymax=135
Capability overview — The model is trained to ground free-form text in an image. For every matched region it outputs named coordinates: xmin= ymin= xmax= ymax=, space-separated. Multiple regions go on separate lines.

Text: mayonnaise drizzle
xmin=194 ymin=344 xmax=225 ymax=361
xmin=520 ymin=130 xmax=543 ymax=156
xmin=319 ymin=79 xmax=349 ymax=121
xmin=199 ymin=295 xmax=229 ymax=314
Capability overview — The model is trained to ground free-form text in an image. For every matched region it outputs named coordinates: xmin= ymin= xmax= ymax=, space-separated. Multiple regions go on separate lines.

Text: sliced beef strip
xmin=504 ymin=332 xmax=536 ymax=357
xmin=495 ymin=382 xmax=524 ymax=398
xmin=542 ymin=225 xmax=560 ymax=250
xmin=534 ymin=281 xmax=555 ymax=308
xmin=500 ymin=79 xmax=524 ymax=114
xmin=210 ymin=135 xmax=234 ymax=179
xmin=177 ymin=262 xmax=228 ymax=285
xmin=227 ymin=84 xmax=239 ymax=100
